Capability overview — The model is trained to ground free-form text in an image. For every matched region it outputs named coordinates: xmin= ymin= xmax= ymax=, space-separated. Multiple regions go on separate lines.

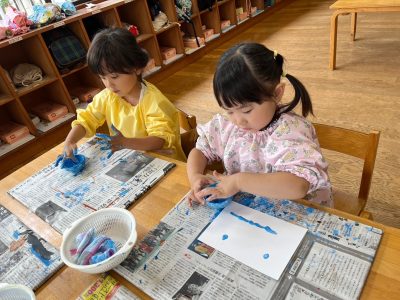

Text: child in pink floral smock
xmin=187 ymin=43 xmax=332 ymax=207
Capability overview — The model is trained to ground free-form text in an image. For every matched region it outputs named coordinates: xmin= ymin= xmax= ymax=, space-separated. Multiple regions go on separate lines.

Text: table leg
xmin=351 ymin=12 xmax=357 ymax=41
xmin=329 ymin=11 xmax=340 ymax=70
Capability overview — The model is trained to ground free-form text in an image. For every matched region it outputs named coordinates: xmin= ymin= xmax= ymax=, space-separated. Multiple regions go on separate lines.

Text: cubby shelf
xmin=0 ymin=0 xmax=285 ymax=178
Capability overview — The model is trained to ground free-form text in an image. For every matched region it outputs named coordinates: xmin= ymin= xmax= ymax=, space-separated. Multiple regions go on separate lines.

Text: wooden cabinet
xmin=0 ymin=0 xmax=282 ymax=177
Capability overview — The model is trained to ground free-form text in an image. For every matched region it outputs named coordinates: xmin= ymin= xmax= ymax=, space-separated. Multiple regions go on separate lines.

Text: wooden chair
xmin=177 ymin=109 xmax=225 ymax=172
xmin=313 ymin=123 xmax=380 ymax=219
xmin=178 ymin=109 xmax=198 ymax=159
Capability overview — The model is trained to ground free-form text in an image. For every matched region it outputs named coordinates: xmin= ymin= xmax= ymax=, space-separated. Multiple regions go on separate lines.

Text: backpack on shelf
xmin=43 ymin=27 xmax=86 ymax=73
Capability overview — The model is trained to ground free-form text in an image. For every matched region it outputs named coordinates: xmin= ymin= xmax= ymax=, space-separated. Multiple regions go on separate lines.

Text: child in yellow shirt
xmin=64 ymin=28 xmax=185 ymax=161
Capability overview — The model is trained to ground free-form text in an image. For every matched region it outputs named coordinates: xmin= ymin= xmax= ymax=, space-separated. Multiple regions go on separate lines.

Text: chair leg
xmin=360 ymin=210 xmax=373 ymax=220
xmin=329 ymin=11 xmax=340 ymax=70
xmin=351 ymin=12 xmax=357 ymax=41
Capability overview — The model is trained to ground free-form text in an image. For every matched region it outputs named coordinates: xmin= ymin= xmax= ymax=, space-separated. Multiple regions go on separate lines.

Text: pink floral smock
xmin=196 ymin=112 xmax=333 ymax=206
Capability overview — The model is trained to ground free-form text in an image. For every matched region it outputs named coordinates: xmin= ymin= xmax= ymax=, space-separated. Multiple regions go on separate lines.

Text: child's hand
xmin=109 ymin=126 xmax=126 ymax=152
xmin=64 ymin=140 xmax=77 ymax=157
xmin=197 ymin=171 xmax=240 ymax=202
xmin=188 ymin=174 xmax=215 ymax=206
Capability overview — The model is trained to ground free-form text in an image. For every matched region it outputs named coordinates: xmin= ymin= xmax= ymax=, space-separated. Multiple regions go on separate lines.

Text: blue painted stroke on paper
xmin=230 ymin=212 xmax=277 ymax=235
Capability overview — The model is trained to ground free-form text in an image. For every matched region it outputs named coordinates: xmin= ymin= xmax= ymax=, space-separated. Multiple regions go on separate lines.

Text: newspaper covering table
xmin=0 ymin=205 xmax=63 ymax=290
xmin=77 ymin=273 xmax=141 ymax=300
xmin=115 ymin=193 xmax=382 ymax=300
xmin=8 ymin=137 xmax=175 ymax=233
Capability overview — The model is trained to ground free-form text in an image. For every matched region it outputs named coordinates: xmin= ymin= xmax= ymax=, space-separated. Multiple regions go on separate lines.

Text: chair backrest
xmin=178 ymin=109 xmax=198 ymax=158
xmin=313 ymin=123 xmax=380 ymax=215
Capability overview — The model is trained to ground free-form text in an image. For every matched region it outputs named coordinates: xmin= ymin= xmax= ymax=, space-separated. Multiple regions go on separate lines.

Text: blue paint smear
xmin=281 ymin=200 xmax=289 ymax=206
xmin=185 ymin=209 xmax=190 ymax=216
xmin=143 ymin=264 xmax=147 ymax=270
xmin=343 ymin=223 xmax=353 ymax=237
xmin=12 ymin=230 xmax=19 ymax=239
xmin=333 ymin=229 xmax=340 ymax=236
xmin=154 ymin=252 xmax=160 ymax=260
xmin=306 ymin=207 xmax=315 ymax=214
xmin=222 ymin=234 xmax=228 ymax=240
xmin=263 ymin=253 xmax=270 ymax=259
xmin=119 ymin=188 xmax=129 ymax=197
xmin=289 ymin=213 xmax=296 ymax=221
xmin=230 ymin=212 xmax=277 ymax=235
xmin=30 ymin=247 xmax=51 ymax=266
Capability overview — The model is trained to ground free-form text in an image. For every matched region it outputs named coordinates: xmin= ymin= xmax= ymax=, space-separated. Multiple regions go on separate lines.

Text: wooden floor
xmin=156 ymin=0 xmax=400 ymax=227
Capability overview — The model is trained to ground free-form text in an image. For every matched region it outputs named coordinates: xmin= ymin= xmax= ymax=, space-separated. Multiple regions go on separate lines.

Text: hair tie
xmin=273 ymin=50 xmax=278 ymax=60
xmin=282 ymin=71 xmax=286 ymax=78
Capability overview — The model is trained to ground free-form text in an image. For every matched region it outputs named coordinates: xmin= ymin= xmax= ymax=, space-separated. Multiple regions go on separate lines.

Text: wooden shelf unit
xmin=0 ymin=0 xmax=287 ymax=178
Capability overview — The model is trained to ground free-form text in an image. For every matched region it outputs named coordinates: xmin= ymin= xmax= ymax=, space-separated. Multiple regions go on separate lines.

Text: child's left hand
xmin=109 ymin=126 xmax=126 ymax=152
xmin=198 ymin=171 xmax=240 ymax=202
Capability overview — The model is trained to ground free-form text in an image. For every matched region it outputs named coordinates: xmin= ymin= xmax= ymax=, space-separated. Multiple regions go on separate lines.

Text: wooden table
xmin=1 ymin=143 xmax=400 ymax=299
xmin=329 ymin=0 xmax=400 ymax=70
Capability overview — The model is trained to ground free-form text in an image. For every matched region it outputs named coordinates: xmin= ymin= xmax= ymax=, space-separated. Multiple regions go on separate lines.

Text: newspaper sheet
xmin=0 ymin=205 xmax=63 ymax=290
xmin=77 ymin=273 xmax=141 ymax=300
xmin=115 ymin=193 xmax=382 ymax=300
xmin=8 ymin=137 xmax=175 ymax=233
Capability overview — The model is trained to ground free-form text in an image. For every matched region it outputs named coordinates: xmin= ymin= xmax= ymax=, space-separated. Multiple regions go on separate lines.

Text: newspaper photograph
xmin=115 ymin=192 xmax=382 ymax=300
xmin=8 ymin=137 xmax=175 ymax=233
xmin=0 ymin=205 xmax=63 ymax=290
xmin=77 ymin=273 xmax=141 ymax=300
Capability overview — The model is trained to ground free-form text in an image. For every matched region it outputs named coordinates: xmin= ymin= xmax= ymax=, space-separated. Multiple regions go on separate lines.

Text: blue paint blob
xmin=204 ymin=183 xmax=234 ymax=210
xmin=333 ymin=229 xmax=340 ymax=236
xmin=185 ymin=209 xmax=190 ymax=216
xmin=306 ymin=207 xmax=315 ymax=214
xmin=263 ymin=253 xmax=270 ymax=260
xmin=143 ymin=264 xmax=147 ymax=270
xmin=154 ymin=252 xmax=160 ymax=260
xmin=230 ymin=212 xmax=277 ymax=235
xmin=222 ymin=234 xmax=228 ymax=240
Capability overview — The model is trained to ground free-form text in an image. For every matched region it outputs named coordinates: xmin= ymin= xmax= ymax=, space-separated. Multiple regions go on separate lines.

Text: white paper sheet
xmin=198 ymin=201 xmax=308 ymax=280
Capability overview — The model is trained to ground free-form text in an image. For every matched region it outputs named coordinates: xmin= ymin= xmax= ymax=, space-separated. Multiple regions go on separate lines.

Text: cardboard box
xmin=0 ymin=121 xmax=29 ymax=144
xmin=31 ymin=102 xmax=68 ymax=122
xmin=220 ymin=20 xmax=231 ymax=29
xmin=183 ymin=37 xmax=205 ymax=48
xmin=144 ymin=58 xmax=156 ymax=72
xmin=237 ymin=12 xmax=248 ymax=21
xmin=203 ymin=28 xmax=214 ymax=39
xmin=160 ymin=47 xmax=177 ymax=60
xmin=70 ymin=87 xmax=101 ymax=103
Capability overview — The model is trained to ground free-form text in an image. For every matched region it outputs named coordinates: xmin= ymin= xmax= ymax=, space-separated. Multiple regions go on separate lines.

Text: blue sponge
xmin=204 ymin=183 xmax=234 ymax=210
xmin=55 ymin=150 xmax=86 ymax=176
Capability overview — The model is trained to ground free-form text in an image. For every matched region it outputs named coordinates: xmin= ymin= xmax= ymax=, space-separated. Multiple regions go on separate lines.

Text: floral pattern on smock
xmin=196 ymin=112 xmax=333 ymax=206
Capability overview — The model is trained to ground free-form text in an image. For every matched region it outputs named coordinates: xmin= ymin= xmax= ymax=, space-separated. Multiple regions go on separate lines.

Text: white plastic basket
xmin=60 ymin=208 xmax=137 ymax=274
xmin=0 ymin=283 xmax=36 ymax=300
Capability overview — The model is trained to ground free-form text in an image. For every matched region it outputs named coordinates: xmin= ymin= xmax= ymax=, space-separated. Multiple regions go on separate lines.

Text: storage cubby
xmin=0 ymin=100 xmax=32 ymax=130
xmin=200 ymin=6 xmax=222 ymax=41
xmin=157 ymin=25 xmax=185 ymax=65
xmin=0 ymin=71 xmax=13 ymax=106
xmin=141 ymin=37 xmax=162 ymax=77
xmin=63 ymin=67 xmax=103 ymax=99
xmin=0 ymin=0 xmax=285 ymax=176
xmin=251 ymin=0 xmax=264 ymax=14
xmin=0 ymin=35 xmax=58 ymax=96
xmin=83 ymin=9 xmax=121 ymax=40
xmin=218 ymin=0 xmax=237 ymax=32
xmin=159 ymin=0 xmax=178 ymax=23
xmin=117 ymin=0 xmax=154 ymax=40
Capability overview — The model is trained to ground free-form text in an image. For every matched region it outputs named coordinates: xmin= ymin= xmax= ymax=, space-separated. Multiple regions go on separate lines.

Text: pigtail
xmin=280 ymin=73 xmax=313 ymax=117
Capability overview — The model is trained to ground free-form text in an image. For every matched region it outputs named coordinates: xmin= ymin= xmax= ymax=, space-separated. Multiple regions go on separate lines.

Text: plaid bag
xmin=43 ymin=27 xmax=86 ymax=72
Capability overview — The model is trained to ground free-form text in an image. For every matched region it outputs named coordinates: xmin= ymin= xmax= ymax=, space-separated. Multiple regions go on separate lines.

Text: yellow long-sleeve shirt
xmin=72 ymin=81 xmax=185 ymax=161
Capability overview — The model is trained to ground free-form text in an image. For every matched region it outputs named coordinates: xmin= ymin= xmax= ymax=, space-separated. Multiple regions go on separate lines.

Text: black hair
xmin=87 ymin=28 xmax=149 ymax=76
xmin=213 ymin=42 xmax=313 ymax=117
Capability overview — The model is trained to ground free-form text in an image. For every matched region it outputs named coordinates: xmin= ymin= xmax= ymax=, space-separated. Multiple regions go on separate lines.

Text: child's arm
xmin=199 ymin=171 xmax=310 ymax=201
xmin=64 ymin=125 xmax=87 ymax=157
xmin=110 ymin=134 xmax=165 ymax=152
xmin=187 ymin=149 xmax=216 ymax=205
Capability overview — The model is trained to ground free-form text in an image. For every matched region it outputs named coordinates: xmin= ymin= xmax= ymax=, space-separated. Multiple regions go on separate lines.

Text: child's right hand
xmin=188 ymin=174 xmax=216 ymax=206
xmin=64 ymin=141 xmax=77 ymax=157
